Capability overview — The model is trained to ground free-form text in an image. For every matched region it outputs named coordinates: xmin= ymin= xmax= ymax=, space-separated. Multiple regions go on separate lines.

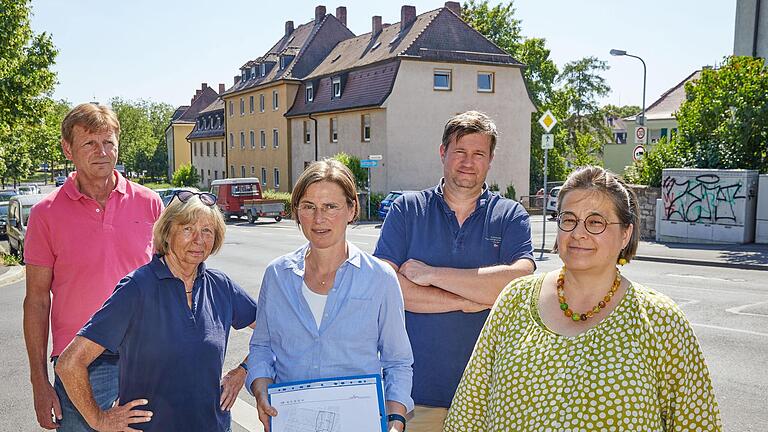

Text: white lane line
xmin=691 ymin=323 xmax=768 ymax=338
xmin=643 ymin=282 xmax=762 ymax=297
xmin=231 ymin=397 xmax=262 ymax=431
xmin=725 ymin=301 xmax=768 ymax=317
xmin=665 ymin=273 xmax=746 ymax=283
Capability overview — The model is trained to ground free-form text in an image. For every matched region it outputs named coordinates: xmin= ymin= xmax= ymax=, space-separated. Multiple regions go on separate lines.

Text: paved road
xmin=1 ymin=220 xmax=766 ymax=431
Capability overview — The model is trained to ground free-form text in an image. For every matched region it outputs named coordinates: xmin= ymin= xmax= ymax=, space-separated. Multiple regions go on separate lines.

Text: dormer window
xmin=241 ymin=70 xmax=246 ymax=82
xmin=251 ymin=66 xmax=257 ymax=78
xmin=280 ymin=57 xmax=286 ymax=70
xmin=306 ymin=84 xmax=314 ymax=102
xmin=332 ymin=77 xmax=341 ymax=98
xmin=260 ymin=63 xmax=266 ymax=77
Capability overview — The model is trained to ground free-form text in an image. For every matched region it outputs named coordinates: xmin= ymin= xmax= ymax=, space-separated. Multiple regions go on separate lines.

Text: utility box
xmin=658 ymin=169 xmax=759 ymax=244
xmin=756 ymin=174 xmax=768 ymax=244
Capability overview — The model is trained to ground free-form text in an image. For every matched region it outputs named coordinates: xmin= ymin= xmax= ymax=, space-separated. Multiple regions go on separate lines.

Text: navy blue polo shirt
xmin=374 ymin=183 xmax=534 ymax=407
xmin=79 ymin=255 xmax=257 ymax=431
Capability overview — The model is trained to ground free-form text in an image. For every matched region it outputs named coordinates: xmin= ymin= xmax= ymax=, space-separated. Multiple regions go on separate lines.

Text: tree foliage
xmin=110 ymin=98 xmax=174 ymax=179
xmin=602 ymin=104 xmax=642 ymax=119
xmin=172 ymin=163 xmax=200 ymax=187
xmin=624 ymin=137 xmax=688 ymax=187
xmin=332 ymin=152 xmax=368 ymax=190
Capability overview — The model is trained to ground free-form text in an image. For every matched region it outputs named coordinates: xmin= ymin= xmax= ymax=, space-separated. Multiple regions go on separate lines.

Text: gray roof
xmin=625 ymin=70 xmax=702 ymax=121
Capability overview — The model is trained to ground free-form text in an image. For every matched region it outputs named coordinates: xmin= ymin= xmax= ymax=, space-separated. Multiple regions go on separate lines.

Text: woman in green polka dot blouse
xmin=444 ymin=166 xmax=722 ymax=431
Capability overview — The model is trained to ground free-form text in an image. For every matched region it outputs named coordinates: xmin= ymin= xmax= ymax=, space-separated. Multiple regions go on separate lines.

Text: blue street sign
xmin=360 ymin=159 xmax=378 ymax=168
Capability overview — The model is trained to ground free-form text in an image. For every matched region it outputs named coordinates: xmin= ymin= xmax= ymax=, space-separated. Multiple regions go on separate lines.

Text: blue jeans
xmin=52 ymin=355 xmax=119 ymax=432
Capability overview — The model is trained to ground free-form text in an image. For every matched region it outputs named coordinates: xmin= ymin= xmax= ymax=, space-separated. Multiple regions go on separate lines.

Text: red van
xmin=210 ymin=178 xmax=262 ymax=219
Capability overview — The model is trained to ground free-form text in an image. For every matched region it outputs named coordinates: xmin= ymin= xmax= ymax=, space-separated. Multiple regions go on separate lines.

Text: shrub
xmin=263 ymin=189 xmax=292 ymax=218
xmin=369 ymin=192 xmax=386 ymax=220
xmin=171 ymin=164 xmax=200 ymax=187
xmin=623 ymin=137 xmax=689 ymax=187
xmin=504 ymin=184 xmax=516 ymax=200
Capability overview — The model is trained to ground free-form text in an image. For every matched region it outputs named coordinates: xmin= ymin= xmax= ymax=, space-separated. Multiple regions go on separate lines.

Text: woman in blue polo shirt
xmin=55 ymin=189 xmax=257 ymax=432
xmin=246 ymin=160 xmax=413 ymax=432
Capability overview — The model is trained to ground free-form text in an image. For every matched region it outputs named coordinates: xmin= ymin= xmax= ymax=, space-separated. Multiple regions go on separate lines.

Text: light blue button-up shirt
xmin=246 ymin=242 xmax=414 ymax=411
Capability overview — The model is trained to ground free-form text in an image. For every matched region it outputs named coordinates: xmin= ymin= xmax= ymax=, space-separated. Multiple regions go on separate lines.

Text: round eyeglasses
xmin=556 ymin=211 xmax=622 ymax=235
xmin=173 ymin=190 xmax=217 ymax=207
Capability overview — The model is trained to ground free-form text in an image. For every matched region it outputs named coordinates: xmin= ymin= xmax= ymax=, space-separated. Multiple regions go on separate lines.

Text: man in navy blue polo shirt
xmin=374 ymin=111 xmax=535 ymax=431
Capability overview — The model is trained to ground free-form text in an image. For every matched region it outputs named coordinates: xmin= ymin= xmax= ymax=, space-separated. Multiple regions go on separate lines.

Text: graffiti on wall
xmin=662 ymin=174 xmax=746 ymax=224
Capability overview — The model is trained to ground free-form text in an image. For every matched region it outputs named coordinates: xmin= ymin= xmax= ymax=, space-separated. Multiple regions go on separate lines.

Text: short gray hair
xmin=152 ymin=188 xmax=226 ymax=256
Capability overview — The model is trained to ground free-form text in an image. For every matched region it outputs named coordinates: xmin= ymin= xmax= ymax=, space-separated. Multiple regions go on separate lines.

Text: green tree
xmin=624 ymin=137 xmax=689 ymax=187
xmin=172 ymin=163 xmax=200 ymax=187
xmin=110 ymin=98 xmax=174 ymax=178
xmin=332 ymin=152 xmax=368 ymax=190
xmin=602 ymin=104 xmax=642 ymax=119
xmin=675 ymin=56 xmax=768 ymax=171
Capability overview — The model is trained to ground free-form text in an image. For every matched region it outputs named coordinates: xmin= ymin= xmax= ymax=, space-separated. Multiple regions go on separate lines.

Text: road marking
xmin=725 ymin=301 xmax=768 ymax=318
xmin=231 ymin=397 xmax=261 ymax=431
xmin=691 ymin=322 xmax=768 ymax=338
xmin=644 ymin=282 xmax=763 ymax=298
xmin=665 ymin=273 xmax=746 ymax=283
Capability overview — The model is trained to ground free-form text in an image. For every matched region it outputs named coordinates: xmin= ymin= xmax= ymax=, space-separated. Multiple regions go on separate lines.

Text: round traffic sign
xmin=633 ymin=145 xmax=646 ymax=162
xmin=635 ymin=127 xmax=646 ymax=141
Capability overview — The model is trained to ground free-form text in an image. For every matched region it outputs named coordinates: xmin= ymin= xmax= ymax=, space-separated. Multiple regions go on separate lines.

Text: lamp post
xmin=610 ymin=49 xmax=646 ymax=126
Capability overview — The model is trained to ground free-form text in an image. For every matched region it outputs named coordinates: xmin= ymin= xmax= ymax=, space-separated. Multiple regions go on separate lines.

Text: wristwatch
xmin=239 ymin=362 xmax=248 ymax=372
xmin=387 ymin=413 xmax=407 ymax=431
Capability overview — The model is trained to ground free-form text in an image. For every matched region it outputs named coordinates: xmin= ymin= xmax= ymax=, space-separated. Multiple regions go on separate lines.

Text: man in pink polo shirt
xmin=23 ymin=103 xmax=162 ymax=431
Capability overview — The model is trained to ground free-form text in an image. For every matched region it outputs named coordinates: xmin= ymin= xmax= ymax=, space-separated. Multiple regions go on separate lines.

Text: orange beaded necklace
xmin=557 ymin=266 xmax=621 ymax=322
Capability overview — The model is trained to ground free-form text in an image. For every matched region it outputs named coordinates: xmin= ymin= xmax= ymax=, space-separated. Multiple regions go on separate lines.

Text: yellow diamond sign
xmin=538 ymin=110 xmax=558 ymax=133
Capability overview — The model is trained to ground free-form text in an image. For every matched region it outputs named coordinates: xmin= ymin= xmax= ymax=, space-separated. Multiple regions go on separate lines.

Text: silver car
xmin=17 ymin=185 xmax=40 ymax=195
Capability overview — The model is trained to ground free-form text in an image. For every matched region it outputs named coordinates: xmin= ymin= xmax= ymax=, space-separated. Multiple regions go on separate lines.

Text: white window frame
xmin=273 ymin=128 xmax=279 ymax=149
xmin=240 ymin=98 xmax=245 ymax=116
xmin=259 ymin=94 xmax=265 ymax=112
xmin=362 ymin=114 xmax=371 ymax=142
xmin=273 ymin=90 xmax=279 ymax=110
xmin=229 ymin=101 xmax=234 ymax=117
xmin=260 ymin=130 xmax=266 ymax=149
xmin=306 ymin=84 xmax=314 ymax=102
xmin=240 ymin=131 xmax=245 ymax=149
xmin=477 ymin=71 xmax=494 ymax=93
xmin=304 ymin=120 xmax=311 ymax=144
xmin=332 ymin=77 xmax=341 ymax=98
xmin=261 ymin=167 xmax=268 ymax=187
xmin=229 ymin=132 xmax=234 ymax=148
xmin=274 ymin=168 xmax=280 ymax=189
xmin=249 ymin=95 xmax=254 ymax=113
xmin=433 ymin=69 xmax=452 ymax=91
xmin=330 ymin=117 xmax=338 ymax=143
xmin=250 ymin=130 xmax=255 ymax=149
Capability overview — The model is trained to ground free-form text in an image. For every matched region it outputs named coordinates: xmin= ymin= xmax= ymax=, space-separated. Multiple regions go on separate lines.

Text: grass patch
xmin=143 ymin=182 xmax=173 ymax=190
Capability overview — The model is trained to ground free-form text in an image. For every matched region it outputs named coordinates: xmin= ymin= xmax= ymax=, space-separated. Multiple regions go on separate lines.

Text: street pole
xmin=540 ymin=148 xmax=548 ymax=260
xmin=610 ymin=49 xmax=647 ymax=126
xmin=367 ymin=166 xmax=372 ymax=220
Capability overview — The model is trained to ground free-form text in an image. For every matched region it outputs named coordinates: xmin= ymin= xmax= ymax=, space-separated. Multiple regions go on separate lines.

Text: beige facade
xmin=223 ymin=82 xmax=299 ymax=192
xmin=190 ymin=138 xmax=226 ymax=190
xmin=168 ymin=123 xmax=193 ymax=175
xmin=382 ymin=60 xmax=534 ymax=195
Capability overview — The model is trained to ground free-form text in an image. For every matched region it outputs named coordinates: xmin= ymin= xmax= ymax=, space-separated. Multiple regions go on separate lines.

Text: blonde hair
xmin=291 ymin=159 xmax=359 ymax=225
xmin=61 ymin=103 xmax=121 ymax=143
xmin=152 ymin=188 xmax=226 ymax=256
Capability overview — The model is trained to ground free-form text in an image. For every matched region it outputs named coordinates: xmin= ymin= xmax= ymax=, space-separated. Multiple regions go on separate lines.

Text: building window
xmin=330 ymin=117 xmax=338 ymax=142
xmin=240 ymin=98 xmax=245 ymax=115
xmin=477 ymin=72 xmax=494 ymax=92
xmin=274 ymin=168 xmax=280 ymax=189
xmin=250 ymin=130 xmax=255 ymax=149
xmin=306 ymin=84 xmax=314 ymax=102
xmin=260 ymin=63 xmax=266 ymax=77
xmin=229 ymin=132 xmax=234 ymax=148
xmin=434 ymin=69 xmax=452 ymax=90
xmin=660 ymin=128 xmax=669 ymax=139
xmin=260 ymin=130 xmax=266 ymax=149
xmin=194 ymin=141 xmax=197 ymax=156
xmin=261 ymin=167 xmax=267 ymax=187
xmin=201 ymin=168 xmax=204 ymax=182
xmin=221 ymin=142 xmax=225 ymax=155
xmin=332 ymin=77 xmax=341 ymax=98
xmin=251 ymin=166 xmax=255 ymax=175
xmin=229 ymin=101 xmax=233 ymax=117
xmin=241 ymin=166 xmax=246 ymax=177
xmin=240 ymin=131 xmax=245 ymax=149
xmin=259 ymin=94 xmax=265 ymax=112
xmin=214 ymin=170 xmax=218 ymax=180
xmin=213 ymin=141 xmax=217 ymax=157
xmin=206 ymin=141 xmax=210 ymax=156
xmin=304 ymin=120 xmax=311 ymax=144
xmin=273 ymin=90 xmax=279 ymax=110
xmin=361 ymin=114 xmax=371 ymax=142
xmin=615 ymin=132 xmax=627 ymax=144
xmin=273 ymin=129 xmax=279 ymax=149
xmin=230 ymin=165 xmax=235 ymax=177
xmin=249 ymin=95 xmax=254 ymax=113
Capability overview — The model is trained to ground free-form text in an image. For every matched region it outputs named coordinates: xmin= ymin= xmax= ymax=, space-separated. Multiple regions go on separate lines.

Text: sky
xmin=29 ymin=0 xmax=736 ymax=110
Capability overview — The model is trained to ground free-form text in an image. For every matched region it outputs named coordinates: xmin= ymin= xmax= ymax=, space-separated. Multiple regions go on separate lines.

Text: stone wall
xmin=627 ymin=185 xmax=660 ymax=240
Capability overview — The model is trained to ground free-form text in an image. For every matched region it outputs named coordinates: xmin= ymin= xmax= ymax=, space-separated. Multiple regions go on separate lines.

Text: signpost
xmin=632 ymin=145 xmax=646 ymax=162
xmin=538 ymin=111 xmax=558 ymax=260
xmin=360 ymin=158 xmax=380 ymax=219
xmin=634 ymin=126 xmax=647 ymax=145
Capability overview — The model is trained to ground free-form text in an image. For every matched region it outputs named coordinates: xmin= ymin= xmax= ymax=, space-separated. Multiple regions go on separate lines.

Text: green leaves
xmin=110 ymin=98 xmax=175 ymax=178
xmin=332 ymin=152 xmax=368 ymax=190
xmin=172 ymin=164 xmax=200 ymax=187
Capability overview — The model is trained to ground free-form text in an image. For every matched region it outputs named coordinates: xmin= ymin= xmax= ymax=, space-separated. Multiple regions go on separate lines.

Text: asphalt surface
xmin=1 ymin=220 xmax=766 ymax=431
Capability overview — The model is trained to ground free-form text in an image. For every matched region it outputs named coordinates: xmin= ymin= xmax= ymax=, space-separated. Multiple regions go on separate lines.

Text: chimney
xmin=401 ymin=5 xmax=416 ymax=28
xmin=444 ymin=1 xmax=461 ymax=16
xmin=195 ymin=89 xmax=202 ymax=98
xmin=335 ymin=6 xmax=347 ymax=26
xmin=372 ymin=15 xmax=382 ymax=36
xmin=218 ymin=83 xmax=225 ymax=94
xmin=315 ymin=5 xmax=326 ymax=24
xmin=201 ymin=82 xmax=208 ymax=91
xmin=285 ymin=20 xmax=294 ymax=36
xmin=234 ymin=75 xmax=241 ymax=85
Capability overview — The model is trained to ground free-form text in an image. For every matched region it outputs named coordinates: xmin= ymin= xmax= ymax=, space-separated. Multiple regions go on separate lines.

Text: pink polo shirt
xmin=24 ymin=171 xmax=162 ymax=357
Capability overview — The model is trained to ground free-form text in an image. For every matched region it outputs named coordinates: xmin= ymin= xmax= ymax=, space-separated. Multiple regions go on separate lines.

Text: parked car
xmin=6 ymin=194 xmax=46 ymax=259
xmin=378 ymin=191 xmax=417 ymax=220
xmin=154 ymin=188 xmax=186 ymax=207
xmin=210 ymin=178 xmax=264 ymax=219
xmin=55 ymin=176 xmax=67 ymax=187
xmin=545 ymin=186 xmax=562 ymax=217
xmin=17 ymin=185 xmax=40 ymax=195
xmin=0 ymin=201 xmax=8 ymax=238
xmin=0 ymin=189 xmax=16 ymax=201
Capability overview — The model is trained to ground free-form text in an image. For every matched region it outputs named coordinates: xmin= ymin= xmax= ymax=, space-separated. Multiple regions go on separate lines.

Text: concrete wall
xmin=223 ymin=82 xmax=299 ymax=192
xmin=289 ymin=108 xmax=387 ymax=191
xmin=382 ymin=60 xmax=535 ymax=194
xmin=190 ymin=138 xmax=226 ymax=190
xmin=734 ymin=0 xmax=768 ymax=57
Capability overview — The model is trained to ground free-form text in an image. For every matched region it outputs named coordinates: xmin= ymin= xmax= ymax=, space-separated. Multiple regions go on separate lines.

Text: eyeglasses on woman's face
xmin=556 ymin=211 xmax=622 ymax=235
xmin=297 ymin=202 xmax=346 ymax=218
xmin=173 ymin=190 xmax=217 ymax=207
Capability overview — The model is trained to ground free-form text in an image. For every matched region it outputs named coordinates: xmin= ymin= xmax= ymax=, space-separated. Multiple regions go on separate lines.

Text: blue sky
xmin=30 ymin=0 xmax=735 ymax=110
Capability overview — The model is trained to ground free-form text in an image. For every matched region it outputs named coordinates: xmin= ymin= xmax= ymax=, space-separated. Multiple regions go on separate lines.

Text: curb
xmin=533 ymin=249 xmax=768 ymax=272
xmin=0 ymin=265 xmax=26 ymax=287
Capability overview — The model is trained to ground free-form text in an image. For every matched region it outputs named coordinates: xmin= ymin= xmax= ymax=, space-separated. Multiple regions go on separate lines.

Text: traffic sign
xmin=538 ymin=110 xmax=558 ymax=132
xmin=541 ymin=134 xmax=554 ymax=150
xmin=360 ymin=159 xmax=378 ymax=168
xmin=634 ymin=126 xmax=647 ymax=145
xmin=633 ymin=145 xmax=646 ymax=162
xmin=368 ymin=154 xmax=383 ymax=161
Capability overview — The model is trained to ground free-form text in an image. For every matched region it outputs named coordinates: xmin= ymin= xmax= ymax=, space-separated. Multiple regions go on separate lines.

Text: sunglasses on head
xmin=172 ymin=190 xmax=217 ymax=206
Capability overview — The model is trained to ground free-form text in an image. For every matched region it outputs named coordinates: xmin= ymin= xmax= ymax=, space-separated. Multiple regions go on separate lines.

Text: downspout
xmin=754 ymin=0 xmax=762 ymax=57
xmin=308 ymin=112 xmax=318 ymax=161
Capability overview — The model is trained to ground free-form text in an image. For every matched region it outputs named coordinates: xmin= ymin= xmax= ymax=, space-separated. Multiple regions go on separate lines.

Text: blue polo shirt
xmin=78 ymin=255 xmax=257 ymax=431
xmin=374 ymin=182 xmax=533 ymax=407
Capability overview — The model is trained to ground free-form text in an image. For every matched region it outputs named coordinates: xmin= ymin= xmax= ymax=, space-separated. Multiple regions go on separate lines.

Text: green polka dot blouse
xmin=444 ymin=274 xmax=722 ymax=431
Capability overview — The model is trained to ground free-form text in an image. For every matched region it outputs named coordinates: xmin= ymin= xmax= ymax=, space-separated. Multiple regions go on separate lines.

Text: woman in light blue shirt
xmin=246 ymin=160 xmax=413 ymax=432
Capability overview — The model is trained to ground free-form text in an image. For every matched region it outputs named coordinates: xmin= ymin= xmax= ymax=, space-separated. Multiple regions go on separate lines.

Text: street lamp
xmin=610 ymin=49 xmax=646 ymax=126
